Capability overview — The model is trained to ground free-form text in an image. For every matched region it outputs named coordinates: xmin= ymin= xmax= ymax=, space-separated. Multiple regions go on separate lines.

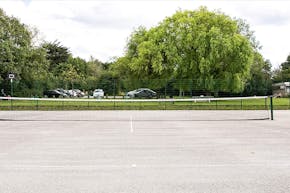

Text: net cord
xmin=0 ymin=96 xmax=268 ymax=103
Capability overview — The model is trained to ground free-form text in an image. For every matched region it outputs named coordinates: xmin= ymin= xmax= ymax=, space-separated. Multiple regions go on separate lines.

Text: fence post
xmin=10 ymin=98 xmax=13 ymax=110
xmin=215 ymin=100 xmax=218 ymax=110
xmin=270 ymin=96 xmax=274 ymax=120
xmin=36 ymin=98 xmax=39 ymax=110
xmin=165 ymin=80 xmax=167 ymax=99
xmin=113 ymin=79 xmax=116 ymax=99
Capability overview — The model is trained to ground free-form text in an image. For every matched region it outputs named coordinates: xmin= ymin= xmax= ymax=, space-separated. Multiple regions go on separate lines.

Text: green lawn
xmin=0 ymin=97 xmax=289 ymax=110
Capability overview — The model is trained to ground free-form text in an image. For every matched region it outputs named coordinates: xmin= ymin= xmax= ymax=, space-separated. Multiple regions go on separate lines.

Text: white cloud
xmin=0 ymin=0 xmax=290 ymax=67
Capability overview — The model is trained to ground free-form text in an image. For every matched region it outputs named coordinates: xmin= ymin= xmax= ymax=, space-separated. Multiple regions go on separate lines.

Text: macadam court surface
xmin=0 ymin=110 xmax=289 ymax=193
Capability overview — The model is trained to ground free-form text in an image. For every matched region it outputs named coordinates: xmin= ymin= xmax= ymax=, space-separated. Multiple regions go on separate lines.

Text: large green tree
xmin=113 ymin=7 xmax=255 ymax=95
xmin=0 ymin=8 xmax=49 ymax=96
xmin=0 ymin=8 xmax=32 ymax=81
xmin=42 ymin=40 xmax=71 ymax=73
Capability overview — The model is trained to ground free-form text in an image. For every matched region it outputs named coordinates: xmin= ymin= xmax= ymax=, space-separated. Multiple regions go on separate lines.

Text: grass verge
xmin=0 ymin=97 xmax=289 ymax=110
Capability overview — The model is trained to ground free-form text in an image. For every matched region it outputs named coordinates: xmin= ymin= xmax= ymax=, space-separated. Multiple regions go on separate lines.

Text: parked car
xmin=43 ymin=90 xmax=67 ymax=98
xmin=0 ymin=89 xmax=7 ymax=97
xmin=0 ymin=89 xmax=8 ymax=100
xmin=67 ymin=90 xmax=77 ymax=97
xmin=56 ymin=88 xmax=70 ymax=97
xmin=126 ymin=88 xmax=157 ymax=98
xmin=73 ymin=89 xmax=85 ymax=97
xmin=93 ymin=89 xmax=104 ymax=98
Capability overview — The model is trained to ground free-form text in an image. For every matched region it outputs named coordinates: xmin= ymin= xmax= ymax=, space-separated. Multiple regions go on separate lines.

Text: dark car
xmin=0 ymin=89 xmax=8 ymax=100
xmin=126 ymin=88 xmax=157 ymax=98
xmin=43 ymin=90 xmax=67 ymax=98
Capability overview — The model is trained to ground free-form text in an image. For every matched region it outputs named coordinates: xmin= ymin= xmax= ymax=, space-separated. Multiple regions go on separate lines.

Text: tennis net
xmin=0 ymin=96 xmax=271 ymax=121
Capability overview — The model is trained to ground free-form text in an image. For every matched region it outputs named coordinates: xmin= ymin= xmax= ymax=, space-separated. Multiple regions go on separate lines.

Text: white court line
xmin=130 ymin=116 xmax=135 ymax=168
xmin=1 ymin=163 xmax=290 ymax=170
xmin=130 ymin=115 xmax=134 ymax=133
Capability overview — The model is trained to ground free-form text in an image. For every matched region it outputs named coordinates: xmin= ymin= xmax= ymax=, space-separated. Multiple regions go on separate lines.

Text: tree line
xmin=0 ymin=8 xmax=111 ymax=96
xmin=0 ymin=7 xmax=289 ymax=97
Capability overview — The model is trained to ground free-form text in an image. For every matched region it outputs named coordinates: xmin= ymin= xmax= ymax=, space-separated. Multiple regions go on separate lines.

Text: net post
xmin=270 ymin=96 xmax=274 ymax=120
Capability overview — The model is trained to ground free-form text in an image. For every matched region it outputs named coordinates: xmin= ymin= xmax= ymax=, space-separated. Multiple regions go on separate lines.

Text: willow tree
xmin=114 ymin=7 xmax=255 ymax=95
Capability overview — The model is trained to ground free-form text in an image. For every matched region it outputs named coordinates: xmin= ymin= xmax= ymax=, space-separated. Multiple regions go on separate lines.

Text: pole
xmin=270 ymin=96 xmax=274 ymax=120
xmin=10 ymin=79 xmax=13 ymax=110
xmin=10 ymin=78 xmax=13 ymax=97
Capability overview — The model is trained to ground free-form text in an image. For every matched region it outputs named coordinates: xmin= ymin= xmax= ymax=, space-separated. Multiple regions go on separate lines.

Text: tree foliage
xmin=243 ymin=52 xmax=272 ymax=95
xmin=0 ymin=8 xmax=51 ymax=96
xmin=272 ymin=54 xmax=290 ymax=83
xmin=0 ymin=8 xmax=107 ymax=96
xmin=280 ymin=54 xmax=290 ymax=81
xmin=113 ymin=7 xmax=255 ymax=94
xmin=0 ymin=8 xmax=31 ymax=80
xmin=42 ymin=41 xmax=71 ymax=73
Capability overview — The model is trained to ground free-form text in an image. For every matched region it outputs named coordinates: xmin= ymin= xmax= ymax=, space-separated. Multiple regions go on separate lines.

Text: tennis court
xmin=0 ymin=110 xmax=289 ymax=193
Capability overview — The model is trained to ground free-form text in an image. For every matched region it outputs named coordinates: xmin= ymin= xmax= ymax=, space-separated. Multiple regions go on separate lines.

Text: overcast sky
xmin=0 ymin=0 xmax=290 ymax=68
